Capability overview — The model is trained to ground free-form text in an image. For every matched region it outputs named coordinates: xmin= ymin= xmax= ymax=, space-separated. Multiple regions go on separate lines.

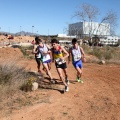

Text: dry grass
xmin=82 ymin=45 xmax=120 ymax=64
xmin=0 ymin=61 xmax=29 ymax=98
xmin=19 ymin=46 xmax=34 ymax=59
xmin=0 ymin=58 xmax=48 ymax=116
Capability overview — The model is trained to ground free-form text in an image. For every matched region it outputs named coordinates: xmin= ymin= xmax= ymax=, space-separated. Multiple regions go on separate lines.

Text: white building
xmin=57 ymin=34 xmax=76 ymax=38
xmin=69 ymin=22 xmax=110 ymax=37
xmin=100 ymin=36 xmax=119 ymax=45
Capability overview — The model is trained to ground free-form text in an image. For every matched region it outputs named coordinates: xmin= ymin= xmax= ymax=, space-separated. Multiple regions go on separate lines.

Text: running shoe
xmin=50 ymin=79 xmax=56 ymax=84
xmin=65 ymin=85 xmax=69 ymax=92
xmin=77 ymin=77 xmax=84 ymax=83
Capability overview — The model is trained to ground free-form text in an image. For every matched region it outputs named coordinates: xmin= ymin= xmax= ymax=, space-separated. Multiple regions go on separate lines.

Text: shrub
xmin=0 ymin=56 xmax=45 ymax=114
xmin=19 ymin=46 xmax=34 ymax=59
xmin=92 ymin=48 xmax=103 ymax=60
xmin=0 ymin=61 xmax=34 ymax=98
xmin=82 ymin=44 xmax=92 ymax=54
xmin=21 ymin=76 xmax=37 ymax=92
xmin=82 ymin=45 xmax=120 ymax=63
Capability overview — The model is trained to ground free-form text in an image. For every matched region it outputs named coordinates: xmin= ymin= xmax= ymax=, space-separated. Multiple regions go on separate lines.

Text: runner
xmin=37 ymin=38 xmax=55 ymax=83
xmin=51 ymin=39 xmax=69 ymax=92
xmin=32 ymin=37 xmax=42 ymax=73
xmin=68 ymin=38 xmax=86 ymax=83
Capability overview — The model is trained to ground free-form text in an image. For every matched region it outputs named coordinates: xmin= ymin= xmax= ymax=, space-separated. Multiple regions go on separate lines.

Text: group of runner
xmin=32 ymin=37 xmax=86 ymax=92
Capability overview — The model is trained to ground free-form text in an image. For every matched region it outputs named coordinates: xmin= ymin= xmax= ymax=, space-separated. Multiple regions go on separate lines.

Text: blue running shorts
xmin=43 ymin=59 xmax=51 ymax=63
xmin=72 ymin=60 xmax=83 ymax=68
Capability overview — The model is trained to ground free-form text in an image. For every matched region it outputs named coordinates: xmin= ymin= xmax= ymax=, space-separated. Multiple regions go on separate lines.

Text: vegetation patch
xmin=82 ymin=45 xmax=120 ymax=64
xmin=19 ymin=46 xmax=34 ymax=59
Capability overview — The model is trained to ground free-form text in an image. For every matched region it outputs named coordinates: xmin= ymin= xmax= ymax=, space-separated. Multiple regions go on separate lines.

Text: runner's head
xmin=35 ymin=36 xmax=43 ymax=46
xmin=72 ymin=38 xmax=78 ymax=48
xmin=51 ymin=39 xmax=59 ymax=48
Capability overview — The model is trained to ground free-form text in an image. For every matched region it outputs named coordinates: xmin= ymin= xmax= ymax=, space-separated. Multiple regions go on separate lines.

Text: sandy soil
xmin=0 ymin=47 xmax=120 ymax=120
xmin=0 ymin=35 xmax=34 ymax=47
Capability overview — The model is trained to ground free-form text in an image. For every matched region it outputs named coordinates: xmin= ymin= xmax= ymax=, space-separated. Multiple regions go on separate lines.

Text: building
xmin=57 ymin=34 xmax=76 ymax=38
xmin=100 ymin=36 xmax=119 ymax=45
xmin=68 ymin=21 xmax=120 ymax=46
xmin=69 ymin=21 xmax=110 ymax=38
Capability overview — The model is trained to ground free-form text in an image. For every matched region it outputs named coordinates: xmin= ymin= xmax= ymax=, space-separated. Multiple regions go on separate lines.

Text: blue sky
xmin=0 ymin=0 xmax=120 ymax=35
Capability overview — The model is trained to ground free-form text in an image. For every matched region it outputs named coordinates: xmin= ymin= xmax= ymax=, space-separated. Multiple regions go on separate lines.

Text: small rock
xmin=99 ymin=60 xmax=105 ymax=64
xmin=32 ymin=82 xmax=38 ymax=91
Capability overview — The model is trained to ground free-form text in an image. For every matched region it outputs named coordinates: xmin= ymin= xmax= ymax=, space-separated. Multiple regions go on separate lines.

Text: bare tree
xmin=73 ymin=3 xmax=99 ymax=38
xmin=73 ymin=3 xmax=118 ymax=38
xmin=96 ymin=10 xmax=117 ymax=35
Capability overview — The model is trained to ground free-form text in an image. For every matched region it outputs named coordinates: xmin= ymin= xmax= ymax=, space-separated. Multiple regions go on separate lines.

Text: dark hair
xmin=51 ymin=39 xmax=59 ymax=44
xmin=35 ymin=36 xmax=39 ymax=40
xmin=35 ymin=36 xmax=42 ymax=44
xmin=72 ymin=38 xmax=77 ymax=44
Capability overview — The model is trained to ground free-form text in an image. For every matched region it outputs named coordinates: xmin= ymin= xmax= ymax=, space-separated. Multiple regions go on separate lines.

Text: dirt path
xmin=0 ymin=47 xmax=119 ymax=120
xmin=1 ymin=59 xmax=120 ymax=120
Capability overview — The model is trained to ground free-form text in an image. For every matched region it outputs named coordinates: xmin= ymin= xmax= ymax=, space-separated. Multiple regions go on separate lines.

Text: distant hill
xmin=0 ymin=31 xmax=40 ymax=36
xmin=15 ymin=31 xmax=40 ymax=36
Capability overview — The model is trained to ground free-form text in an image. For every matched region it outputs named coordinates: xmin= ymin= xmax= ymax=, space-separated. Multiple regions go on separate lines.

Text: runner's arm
xmin=32 ymin=45 xmax=37 ymax=54
xmin=51 ymin=48 xmax=54 ymax=62
xmin=80 ymin=47 xmax=85 ymax=58
xmin=61 ymin=46 xmax=69 ymax=60
xmin=80 ymin=47 xmax=86 ymax=62
xmin=68 ymin=48 xmax=72 ymax=61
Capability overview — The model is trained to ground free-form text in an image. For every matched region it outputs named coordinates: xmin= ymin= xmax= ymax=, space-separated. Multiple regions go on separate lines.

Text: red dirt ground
xmin=0 ymin=47 xmax=120 ymax=120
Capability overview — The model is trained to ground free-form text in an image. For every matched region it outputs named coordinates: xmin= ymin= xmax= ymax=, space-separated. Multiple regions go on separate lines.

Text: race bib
xmin=74 ymin=54 xmax=81 ymax=61
xmin=55 ymin=58 xmax=66 ymax=65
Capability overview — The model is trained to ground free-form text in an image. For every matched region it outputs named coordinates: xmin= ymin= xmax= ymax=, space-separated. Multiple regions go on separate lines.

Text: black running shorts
xmin=55 ymin=62 xmax=67 ymax=69
xmin=35 ymin=57 xmax=41 ymax=66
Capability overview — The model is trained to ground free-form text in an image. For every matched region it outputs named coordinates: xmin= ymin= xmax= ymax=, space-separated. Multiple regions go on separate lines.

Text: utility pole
xmin=32 ymin=26 xmax=34 ymax=35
